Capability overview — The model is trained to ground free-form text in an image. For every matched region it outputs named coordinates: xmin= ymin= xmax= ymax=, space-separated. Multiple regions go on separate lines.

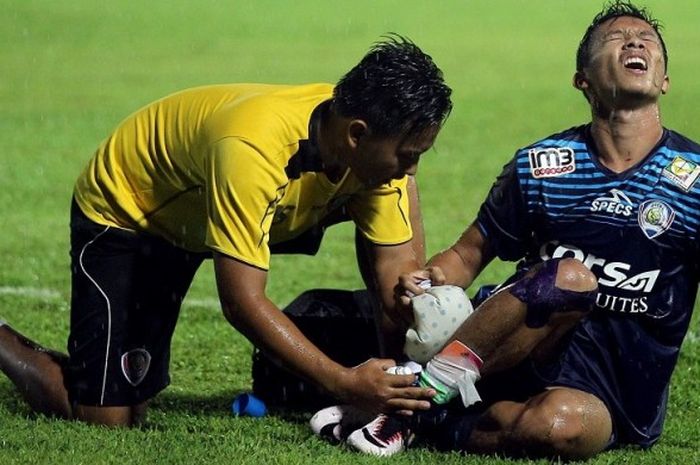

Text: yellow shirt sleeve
xmin=205 ymin=136 xmax=287 ymax=270
xmin=346 ymin=176 xmax=413 ymax=245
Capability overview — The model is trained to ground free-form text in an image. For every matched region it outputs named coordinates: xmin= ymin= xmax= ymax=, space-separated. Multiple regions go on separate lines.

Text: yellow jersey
xmin=74 ymin=84 xmax=412 ymax=270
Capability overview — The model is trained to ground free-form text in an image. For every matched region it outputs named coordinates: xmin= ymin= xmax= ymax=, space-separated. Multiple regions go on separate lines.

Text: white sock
xmin=424 ymin=340 xmax=483 ymax=407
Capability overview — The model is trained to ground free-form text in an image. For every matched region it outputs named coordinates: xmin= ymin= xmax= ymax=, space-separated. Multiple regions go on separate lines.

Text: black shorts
xmin=66 ymin=200 xmax=208 ymax=406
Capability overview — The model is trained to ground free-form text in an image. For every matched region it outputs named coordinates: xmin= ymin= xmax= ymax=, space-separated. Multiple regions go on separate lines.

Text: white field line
xmin=182 ymin=297 xmax=220 ymax=309
xmin=0 ymin=286 xmax=62 ymax=300
xmin=3 ymin=285 xmax=698 ymax=342
xmin=0 ymin=285 xmax=220 ymax=309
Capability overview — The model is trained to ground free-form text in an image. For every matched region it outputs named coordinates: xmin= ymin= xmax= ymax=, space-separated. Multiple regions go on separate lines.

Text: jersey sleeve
xmin=346 ymin=176 xmax=413 ymax=245
xmin=476 ymin=157 xmax=530 ymax=261
xmin=205 ymin=137 xmax=286 ymax=270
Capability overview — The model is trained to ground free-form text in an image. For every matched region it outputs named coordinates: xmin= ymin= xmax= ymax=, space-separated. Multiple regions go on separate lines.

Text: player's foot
xmin=412 ymin=405 xmax=482 ymax=452
xmin=346 ymin=413 xmax=414 ymax=456
xmin=309 ymin=405 xmax=374 ymax=443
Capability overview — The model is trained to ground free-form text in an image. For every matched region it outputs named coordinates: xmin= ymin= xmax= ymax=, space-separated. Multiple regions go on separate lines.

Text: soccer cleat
xmin=411 ymin=406 xmax=481 ymax=452
xmin=309 ymin=405 xmax=374 ymax=443
xmin=346 ymin=413 xmax=414 ymax=457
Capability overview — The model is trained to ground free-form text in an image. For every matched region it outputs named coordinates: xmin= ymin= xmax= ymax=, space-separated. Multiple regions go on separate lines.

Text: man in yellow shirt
xmin=0 ymin=35 xmax=452 ymax=426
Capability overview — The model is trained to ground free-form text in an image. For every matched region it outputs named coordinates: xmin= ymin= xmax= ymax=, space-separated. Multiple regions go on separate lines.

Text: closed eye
xmin=603 ymin=31 xmax=624 ymax=41
xmin=639 ymin=31 xmax=659 ymax=43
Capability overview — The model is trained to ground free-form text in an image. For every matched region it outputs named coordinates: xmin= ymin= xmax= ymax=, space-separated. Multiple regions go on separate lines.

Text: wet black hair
xmin=332 ymin=34 xmax=452 ymax=137
xmin=576 ymin=1 xmax=668 ymax=72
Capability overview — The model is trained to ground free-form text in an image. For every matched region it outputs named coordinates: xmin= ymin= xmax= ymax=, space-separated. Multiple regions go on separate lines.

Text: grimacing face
xmin=577 ymin=16 xmax=669 ymax=105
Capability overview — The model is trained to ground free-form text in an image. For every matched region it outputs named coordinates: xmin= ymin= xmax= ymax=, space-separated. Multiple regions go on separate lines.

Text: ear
xmin=661 ymin=74 xmax=670 ymax=95
xmin=573 ymin=71 xmax=589 ymax=91
xmin=346 ymin=119 xmax=368 ymax=149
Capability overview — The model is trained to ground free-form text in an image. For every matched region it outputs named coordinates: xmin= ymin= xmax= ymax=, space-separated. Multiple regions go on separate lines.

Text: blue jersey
xmin=477 ymin=124 xmax=700 ymax=447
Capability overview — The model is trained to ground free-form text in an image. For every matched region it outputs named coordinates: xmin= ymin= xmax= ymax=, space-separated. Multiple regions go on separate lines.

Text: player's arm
xmin=361 ymin=237 xmax=428 ymax=355
xmin=405 ymin=175 xmax=427 ymax=265
xmin=354 ymin=176 xmax=426 ymax=349
xmin=431 ymin=222 xmax=493 ymax=286
xmin=207 ymin=138 xmax=431 ymax=412
xmin=214 ymin=255 xmax=432 ymax=412
xmin=399 ymin=157 xmax=526 ymax=298
xmin=397 ymin=222 xmax=494 ymax=305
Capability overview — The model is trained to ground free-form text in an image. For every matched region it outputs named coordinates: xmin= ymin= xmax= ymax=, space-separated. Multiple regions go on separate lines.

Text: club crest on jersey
xmin=590 ymin=189 xmax=634 ymax=217
xmin=662 ymin=156 xmax=700 ymax=191
xmin=638 ymin=200 xmax=675 ymax=239
xmin=528 ymin=147 xmax=576 ymax=179
xmin=121 ymin=348 xmax=152 ymax=386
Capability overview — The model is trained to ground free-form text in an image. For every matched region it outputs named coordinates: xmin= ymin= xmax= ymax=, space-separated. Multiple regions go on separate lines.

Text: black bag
xmin=252 ymin=289 xmax=381 ymax=410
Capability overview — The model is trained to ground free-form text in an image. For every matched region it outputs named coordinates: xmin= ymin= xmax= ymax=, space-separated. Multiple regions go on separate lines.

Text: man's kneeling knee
xmin=509 ymin=258 xmax=597 ymax=328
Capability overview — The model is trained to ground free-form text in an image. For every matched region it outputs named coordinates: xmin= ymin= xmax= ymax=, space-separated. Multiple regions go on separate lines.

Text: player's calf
xmin=0 ymin=323 xmax=72 ymax=418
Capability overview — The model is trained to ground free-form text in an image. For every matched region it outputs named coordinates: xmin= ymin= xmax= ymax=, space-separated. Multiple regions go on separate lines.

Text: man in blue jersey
xmin=384 ymin=1 xmax=699 ymax=460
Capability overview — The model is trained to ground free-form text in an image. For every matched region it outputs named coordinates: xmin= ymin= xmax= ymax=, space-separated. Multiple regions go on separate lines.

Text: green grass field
xmin=2 ymin=1 xmax=700 ymax=463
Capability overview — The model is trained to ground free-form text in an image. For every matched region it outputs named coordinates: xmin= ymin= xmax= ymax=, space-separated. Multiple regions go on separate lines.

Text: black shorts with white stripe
xmin=66 ymin=199 xmax=208 ymax=406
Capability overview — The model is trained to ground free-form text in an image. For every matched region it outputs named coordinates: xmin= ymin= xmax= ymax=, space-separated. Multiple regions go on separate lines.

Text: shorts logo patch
xmin=662 ymin=156 xmax=700 ymax=191
xmin=528 ymin=147 xmax=576 ymax=179
xmin=121 ymin=348 xmax=152 ymax=386
xmin=638 ymin=200 xmax=675 ymax=239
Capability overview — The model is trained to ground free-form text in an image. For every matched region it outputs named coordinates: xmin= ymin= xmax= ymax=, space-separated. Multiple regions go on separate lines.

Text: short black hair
xmin=576 ymin=1 xmax=668 ymax=72
xmin=333 ymin=34 xmax=452 ymax=137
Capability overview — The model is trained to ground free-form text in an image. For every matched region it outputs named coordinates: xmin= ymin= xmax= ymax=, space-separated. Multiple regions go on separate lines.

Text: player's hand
xmin=333 ymin=358 xmax=435 ymax=414
xmin=395 ymin=266 xmax=447 ymax=308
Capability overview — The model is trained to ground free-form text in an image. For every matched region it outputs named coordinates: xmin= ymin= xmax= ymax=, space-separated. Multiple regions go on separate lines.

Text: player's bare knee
xmin=516 ymin=390 xmax=610 ymax=459
xmin=513 ymin=405 xmax=579 ymax=457
xmin=554 ymin=258 xmax=597 ymax=293
xmin=546 ymin=406 xmax=589 ymax=456
xmin=511 ymin=258 xmax=597 ymax=328
xmin=74 ymin=404 xmax=140 ymax=427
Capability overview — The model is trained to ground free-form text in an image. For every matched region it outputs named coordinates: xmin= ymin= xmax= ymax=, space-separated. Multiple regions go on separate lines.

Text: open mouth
xmin=623 ymin=56 xmax=648 ymax=71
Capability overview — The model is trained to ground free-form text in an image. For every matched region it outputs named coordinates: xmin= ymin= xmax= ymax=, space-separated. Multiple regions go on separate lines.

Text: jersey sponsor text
xmin=540 ymin=242 xmax=660 ymax=313
xmin=528 ymin=147 xmax=576 ymax=179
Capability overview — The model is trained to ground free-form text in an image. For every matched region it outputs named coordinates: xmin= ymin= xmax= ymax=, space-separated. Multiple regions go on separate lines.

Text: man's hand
xmin=332 ymin=358 xmax=435 ymax=414
xmin=395 ymin=266 xmax=447 ymax=309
